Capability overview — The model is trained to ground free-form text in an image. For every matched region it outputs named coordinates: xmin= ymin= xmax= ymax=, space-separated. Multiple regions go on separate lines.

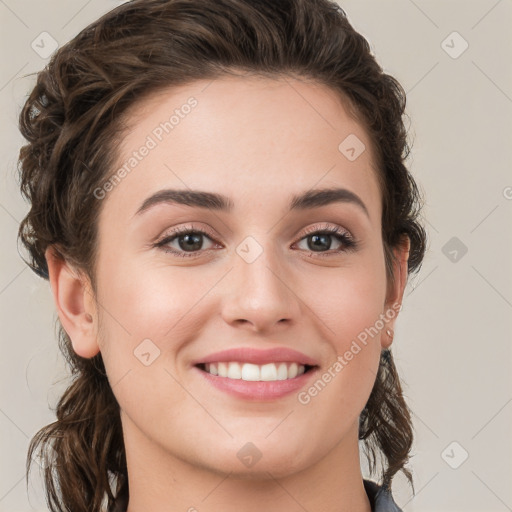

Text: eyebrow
xmin=134 ymin=187 xmax=369 ymax=218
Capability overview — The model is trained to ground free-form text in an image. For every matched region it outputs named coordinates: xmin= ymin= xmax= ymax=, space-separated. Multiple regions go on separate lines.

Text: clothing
xmin=111 ymin=478 xmax=402 ymax=512
xmin=364 ymin=479 xmax=403 ymax=512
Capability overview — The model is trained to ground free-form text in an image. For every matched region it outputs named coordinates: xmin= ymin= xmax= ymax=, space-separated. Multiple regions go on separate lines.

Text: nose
xmin=220 ymin=241 xmax=302 ymax=333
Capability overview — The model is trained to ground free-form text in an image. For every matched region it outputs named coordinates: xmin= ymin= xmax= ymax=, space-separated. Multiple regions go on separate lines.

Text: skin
xmin=46 ymin=74 xmax=410 ymax=512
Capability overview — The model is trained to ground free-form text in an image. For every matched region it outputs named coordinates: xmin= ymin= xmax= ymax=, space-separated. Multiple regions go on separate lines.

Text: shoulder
xmin=363 ymin=479 xmax=403 ymax=512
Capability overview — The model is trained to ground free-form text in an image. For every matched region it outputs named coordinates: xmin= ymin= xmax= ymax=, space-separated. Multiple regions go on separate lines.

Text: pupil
xmin=309 ymin=234 xmax=330 ymax=252
xmin=179 ymin=233 xmax=202 ymax=251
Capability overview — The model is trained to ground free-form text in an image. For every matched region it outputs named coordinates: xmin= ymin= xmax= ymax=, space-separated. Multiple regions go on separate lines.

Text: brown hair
xmin=17 ymin=0 xmax=426 ymax=510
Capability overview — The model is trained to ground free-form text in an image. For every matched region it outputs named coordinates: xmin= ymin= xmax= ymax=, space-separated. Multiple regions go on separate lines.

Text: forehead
xmin=101 ymin=74 xmax=381 ymax=224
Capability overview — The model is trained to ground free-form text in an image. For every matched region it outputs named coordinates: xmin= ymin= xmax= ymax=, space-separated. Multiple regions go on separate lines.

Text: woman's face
xmin=73 ymin=75 xmax=408 ymax=478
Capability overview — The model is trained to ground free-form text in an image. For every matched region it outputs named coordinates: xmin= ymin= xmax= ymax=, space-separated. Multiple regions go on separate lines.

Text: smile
xmin=198 ymin=361 xmax=311 ymax=381
xmin=192 ymin=347 xmax=319 ymax=400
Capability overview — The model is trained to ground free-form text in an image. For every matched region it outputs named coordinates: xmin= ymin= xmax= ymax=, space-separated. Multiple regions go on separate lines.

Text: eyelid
xmin=292 ymin=223 xmax=358 ymax=255
xmin=297 ymin=222 xmax=352 ymax=239
xmin=156 ymin=221 xmax=352 ymax=239
xmin=154 ymin=221 xmax=358 ymax=257
xmin=155 ymin=223 xmax=219 ymax=245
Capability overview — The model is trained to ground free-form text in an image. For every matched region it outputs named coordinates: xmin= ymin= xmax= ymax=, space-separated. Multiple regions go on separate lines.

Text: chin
xmin=193 ymin=437 xmax=313 ymax=480
xmin=208 ymin=454 xmax=308 ymax=481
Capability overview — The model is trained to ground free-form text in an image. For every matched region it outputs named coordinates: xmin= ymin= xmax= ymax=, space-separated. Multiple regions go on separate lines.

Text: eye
xmin=154 ymin=225 xmax=220 ymax=258
xmin=293 ymin=224 xmax=358 ymax=256
xmin=154 ymin=223 xmax=358 ymax=259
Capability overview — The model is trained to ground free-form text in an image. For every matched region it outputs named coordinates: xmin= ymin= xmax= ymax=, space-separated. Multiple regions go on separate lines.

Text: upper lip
xmin=192 ymin=347 xmax=319 ymax=367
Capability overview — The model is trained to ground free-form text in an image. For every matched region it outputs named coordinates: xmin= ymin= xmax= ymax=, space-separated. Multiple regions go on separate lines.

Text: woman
xmin=17 ymin=0 xmax=427 ymax=511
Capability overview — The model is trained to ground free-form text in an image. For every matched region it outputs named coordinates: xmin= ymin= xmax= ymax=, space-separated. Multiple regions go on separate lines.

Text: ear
xmin=45 ymin=246 xmax=100 ymax=358
xmin=382 ymin=235 xmax=410 ymax=350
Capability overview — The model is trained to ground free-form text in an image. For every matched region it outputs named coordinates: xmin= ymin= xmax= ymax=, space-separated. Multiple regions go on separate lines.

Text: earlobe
xmin=382 ymin=235 xmax=411 ymax=350
xmin=45 ymin=246 xmax=100 ymax=358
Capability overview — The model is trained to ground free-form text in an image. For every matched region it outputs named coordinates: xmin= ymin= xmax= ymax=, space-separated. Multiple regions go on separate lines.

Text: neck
xmin=123 ymin=416 xmax=372 ymax=512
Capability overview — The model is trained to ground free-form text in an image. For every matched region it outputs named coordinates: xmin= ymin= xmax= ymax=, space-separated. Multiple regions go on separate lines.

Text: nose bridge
xmin=236 ymin=233 xmax=290 ymax=301
xmin=220 ymin=233 xmax=300 ymax=329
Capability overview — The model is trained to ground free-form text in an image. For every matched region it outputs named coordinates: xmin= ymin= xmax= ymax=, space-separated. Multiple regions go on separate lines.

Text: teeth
xmin=241 ymin=363 xmax=260 ymax=381
xmin=227 ymin=362 xmax=242 ymax=379
xmin=276 ymin=363 xmax=288 ymax=380
xmin=204 ymin=362 xmax=307 ymax=381
xmin=261 ymin=363 xmax=277 ymax=381
xmin=218 ymin=362 xmax=228 ymax=378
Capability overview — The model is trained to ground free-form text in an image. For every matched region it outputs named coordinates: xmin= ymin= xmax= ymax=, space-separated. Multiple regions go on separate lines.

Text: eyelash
xmin=154 ymin=223 xmax=359 ymax=259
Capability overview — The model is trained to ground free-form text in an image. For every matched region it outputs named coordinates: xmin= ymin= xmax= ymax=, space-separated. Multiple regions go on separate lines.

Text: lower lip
xmin=194 ymin=366 xmax=318 ymax=401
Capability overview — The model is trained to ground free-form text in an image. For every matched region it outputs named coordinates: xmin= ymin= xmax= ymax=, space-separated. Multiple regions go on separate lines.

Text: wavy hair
xmin=17 ymin=0 xmax=426 ymax=510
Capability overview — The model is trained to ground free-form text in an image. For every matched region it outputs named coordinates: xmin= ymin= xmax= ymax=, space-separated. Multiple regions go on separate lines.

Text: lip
xmin=191 ymin=347 xmax=320 ymax=401
xmin=191 ymin=347 xmax=320 ymax=366
xmin=193 ymin=365 xmax=319 ymax=401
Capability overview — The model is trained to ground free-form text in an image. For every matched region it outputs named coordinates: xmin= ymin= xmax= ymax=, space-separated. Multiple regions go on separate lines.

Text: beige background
xmin=1 ymin=1 xmax=511 ymax=511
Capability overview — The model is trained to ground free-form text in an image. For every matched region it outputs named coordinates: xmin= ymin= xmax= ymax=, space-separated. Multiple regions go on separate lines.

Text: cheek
xmin=94 ymin=256 xmax=199 ymax=426
xmin=316 ymin=254 xmax=388 ymax=347
xmin=329 ymin=279 xmax=387 ymax=351
xmin=308 ymin=249 xmax=386 ymax=400
xmin=295 ymin=264 xmax=386 ymax=432
xmin=94 ymin=252 xmax=227 ymax=399
xmin=97 ymin=252 xmax=207 ymax=338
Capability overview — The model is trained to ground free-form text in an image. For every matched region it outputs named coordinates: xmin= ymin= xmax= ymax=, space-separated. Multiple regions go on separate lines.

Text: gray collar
xmin=363 ymin=479 xmax=403 ymax=512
